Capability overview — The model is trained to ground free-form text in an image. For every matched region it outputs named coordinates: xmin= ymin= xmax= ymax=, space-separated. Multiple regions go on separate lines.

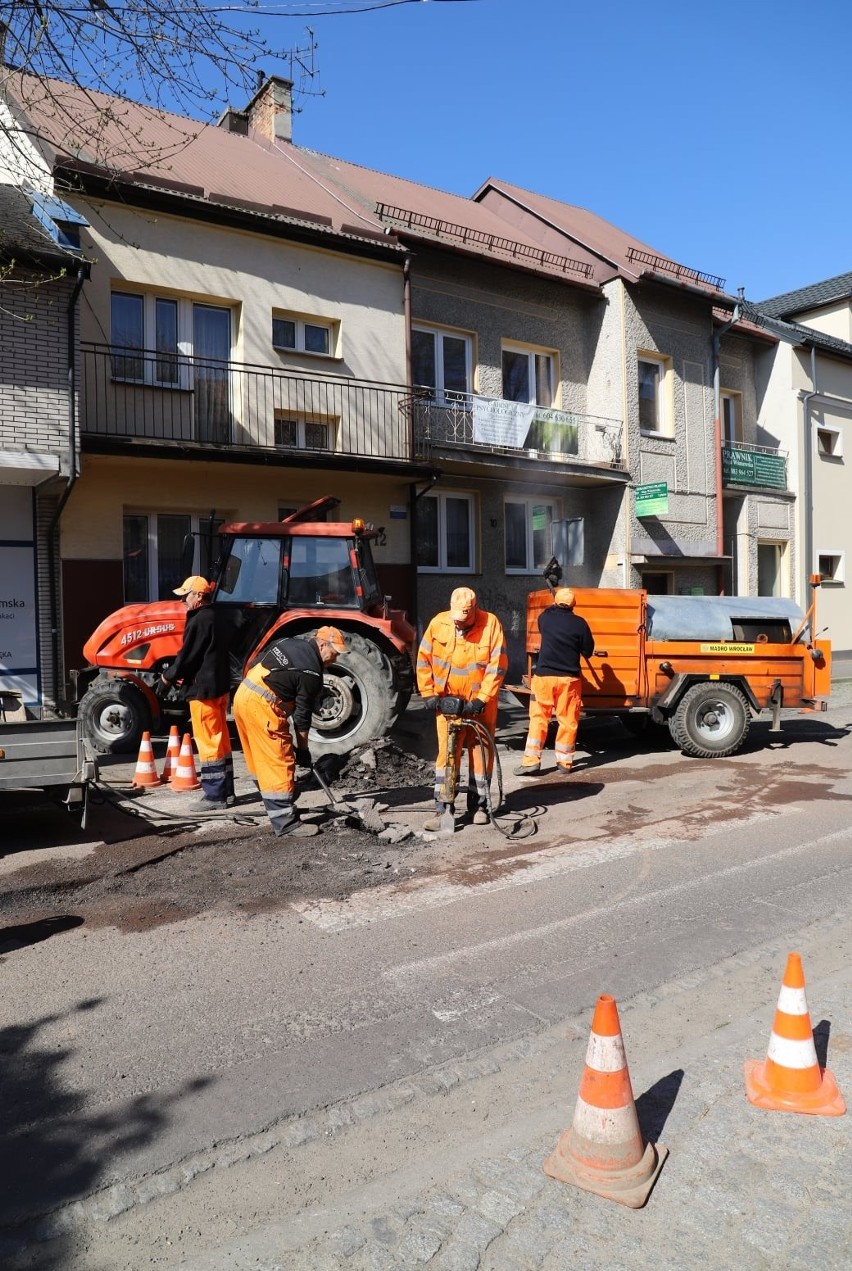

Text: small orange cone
xmin=131 ymin=731 xmax=163 ymax=788
xmin=161 ymin=726 xmax=181 ymax=783
xmin=170 ymin=732 xmax=201 ymax=792
xmin=744 ymin=952 xmax=845 ymax=1116
xmin=543 ymin=994 xmax=667 ymax=1208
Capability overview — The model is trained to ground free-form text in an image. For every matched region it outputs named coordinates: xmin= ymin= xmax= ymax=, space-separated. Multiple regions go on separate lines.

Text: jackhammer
xmin=435 ymin=695 xmax=504 ymax=834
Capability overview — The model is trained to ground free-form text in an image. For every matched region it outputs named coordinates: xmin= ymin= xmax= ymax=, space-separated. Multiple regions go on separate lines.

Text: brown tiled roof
xmin=473 ymin=178 xmax=732 ymax=299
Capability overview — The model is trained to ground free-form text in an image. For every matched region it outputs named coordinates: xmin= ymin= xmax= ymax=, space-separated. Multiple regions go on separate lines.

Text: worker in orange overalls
xmin=417 ymin=587 xmax=507 ymax=831
xmin=160 ymin=575 xmax=234 ymax=808
xmin=232 ymin=626 xmax=346 ymax=837
xmin=515 ymin=587 xmax=594 ymax=776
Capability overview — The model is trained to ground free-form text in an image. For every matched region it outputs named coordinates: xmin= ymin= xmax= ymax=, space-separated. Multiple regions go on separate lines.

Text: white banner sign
xmin=472 ymin=396 xmax=535 ymax=447
xmin=0 ymin=545 xmax=37 ymax=671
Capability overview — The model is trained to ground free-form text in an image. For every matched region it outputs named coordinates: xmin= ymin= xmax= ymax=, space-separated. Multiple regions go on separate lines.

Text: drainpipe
xmin=799 ymin=345 xmax=818 ymax=609
xmin=45 ymin=262 xmax=87 ymax=708
xmin=712 ymin=302 xmax=741 ymax=594
xmin=403 ymin=254 xmax=412 ymax=389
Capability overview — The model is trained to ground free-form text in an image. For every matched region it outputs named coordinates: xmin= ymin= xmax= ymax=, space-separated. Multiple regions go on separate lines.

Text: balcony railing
xmin=406 ymin=392 xmax=625 ymax=470
xmin=79 ymin=343 xmax=413 ymax=464
xmin=721 ymin=440 xmax=788 ymax=491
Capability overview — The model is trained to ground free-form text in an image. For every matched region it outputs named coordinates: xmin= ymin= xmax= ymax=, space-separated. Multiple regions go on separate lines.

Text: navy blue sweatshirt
xmin=535 ymin=604 xmax=594 ymax=678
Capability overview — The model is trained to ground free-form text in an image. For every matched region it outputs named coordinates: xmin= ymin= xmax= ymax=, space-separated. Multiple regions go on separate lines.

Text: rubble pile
xmin=317 ymin=737 xmax=432 ymax=794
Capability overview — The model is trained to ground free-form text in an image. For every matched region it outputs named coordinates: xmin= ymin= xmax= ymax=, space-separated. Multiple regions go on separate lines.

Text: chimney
xmin=246 ymin=76 xmax=293 ymax=144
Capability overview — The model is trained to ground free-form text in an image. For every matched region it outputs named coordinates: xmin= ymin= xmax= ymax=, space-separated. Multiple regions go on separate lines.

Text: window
xmin=817 ymin=551 xmax=844 ymax=585
xmin=416 ymin=492 xmax=475 ymax=572
xmin=640 ymin=571 xmax=673 ymax=595
xmin=123 ymin=512 xmax=224 ymax=602
xmin=110 ymin=293 xmax=232 ymax=442
xmin=721 ymin=390 xmax=743 ymax=444
xmin=501 ymin=344 xmax=555 ymax=406
xmin=285 ymin=536 xmax=358 ymax=607
xmin=412 ymin=326 xmax=471 ymax=403
xmin=217 ymin=537 xmax=283 ymax=605
xmin=274 ymin=413 xmax=334 ymax=452
xmin=816 ymin=424 xmax=843 ymax=457
xmin=638 ymin=354 xmax=673 ymax=436
xmin=504 ymin=498 xmax=557 ymax=573
xmin=272 ymin=313 xmax=334 ymax=356
xmin=757 ymin=542 xmax=783 ymax=597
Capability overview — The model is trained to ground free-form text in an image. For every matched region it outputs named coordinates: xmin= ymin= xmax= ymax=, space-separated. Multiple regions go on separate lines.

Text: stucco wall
xmin=75 ymin=198 xmax=407 ymax=385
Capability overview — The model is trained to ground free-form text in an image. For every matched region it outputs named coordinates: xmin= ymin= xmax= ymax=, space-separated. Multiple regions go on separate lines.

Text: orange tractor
xmin=520 ymin=571 xmax=831 ymax=758
xmin=76 ymin=497 xmax=416 ymax=757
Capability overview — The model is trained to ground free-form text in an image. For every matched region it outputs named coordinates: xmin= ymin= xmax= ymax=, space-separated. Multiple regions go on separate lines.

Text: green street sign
xmin=635 ymin=481 xmax=668 ymax=517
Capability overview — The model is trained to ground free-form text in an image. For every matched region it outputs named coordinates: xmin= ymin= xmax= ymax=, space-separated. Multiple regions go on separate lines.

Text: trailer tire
xmin=669 ymin=681 xmax=750 ymax=758
xmin=307 ymin=631 xmax=396 ymax=756
xmin=78 ymin=680 xmax=151 ymax=755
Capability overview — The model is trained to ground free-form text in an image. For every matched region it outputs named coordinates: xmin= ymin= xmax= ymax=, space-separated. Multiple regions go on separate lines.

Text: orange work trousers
xmin=232 ymin=665 xmax=296 ymax=833
xmin=433 ymin=696 xmax=498 ymax=811
xmin=521 ymin=674 xmax=582 ymax=770
xmin=189 ymin=694 xmax=233 ymax=801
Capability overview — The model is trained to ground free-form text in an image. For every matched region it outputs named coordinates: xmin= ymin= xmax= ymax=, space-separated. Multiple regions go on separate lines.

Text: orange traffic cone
xmin=744 ymin=952 xmax=845 ymax=1116
xmin=131 ymin=731 xmax=163 ymax=788
xmin=543 ymin=994 xmax=667 ymax=1208
xmin=161 ymin=726 xmax=181 ymax=783
xmin=170 ymin=732 xmax=201 ymax=792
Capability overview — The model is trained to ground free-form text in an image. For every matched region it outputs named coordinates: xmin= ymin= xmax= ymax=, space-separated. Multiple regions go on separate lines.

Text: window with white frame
xmin=501 ymin=343 xmax=555 ymax=406
xmin=504 ymin=497 xmax=558 ymax=573
xmin=721 ymin=390 xmax=743 ymax=444
xmin=638 ymin=353 xmax=673 ymax=436
xmin=412 ymin=325 xmax=472 ymax=403
xmin=110 ymin=292 xmax=231 ymax=386
xmin=274 ymin=412 xmax=335 ymax=452
xmin=123 ymin=511 xmax=225 ymax=602
xmin=415 ymin=491 xmax=475 ymax=572
xmin=817 ymin=551 xmax=844 ymax=585
xmin=272 ymin=312 xmax=335 ymax=357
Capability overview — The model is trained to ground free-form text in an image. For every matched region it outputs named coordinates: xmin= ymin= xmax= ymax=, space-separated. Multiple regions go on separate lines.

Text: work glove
xmin=422 ymin=696 xmax=440 ymax=711
xmin=462 ymin=698 xmax=485 ymax=716
xmin=295 ymin=746 xmax=313 ymax=769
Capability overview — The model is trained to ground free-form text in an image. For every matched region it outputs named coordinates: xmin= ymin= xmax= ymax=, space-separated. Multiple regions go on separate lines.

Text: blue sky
xmin=241 ymin=0 xmax=851 ymax=302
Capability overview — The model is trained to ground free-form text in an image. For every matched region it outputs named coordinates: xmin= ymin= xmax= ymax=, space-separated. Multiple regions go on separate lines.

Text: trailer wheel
xmin=307 ymin=631 xmax=395 ymax=756
xmin=669 ymin=682 xmax=750 ymax=758
xmin=78 ymin=680 xmax=151 ymax=755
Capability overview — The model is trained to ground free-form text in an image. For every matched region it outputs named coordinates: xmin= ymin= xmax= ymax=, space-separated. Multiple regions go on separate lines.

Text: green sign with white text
xmin=722 ymin=448 xmax=787 ymax=490
xmin=635 ymin=481 xmax=669 ymax=516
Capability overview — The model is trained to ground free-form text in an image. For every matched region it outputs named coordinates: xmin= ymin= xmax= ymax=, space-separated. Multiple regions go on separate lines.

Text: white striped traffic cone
xmin=170 ymin=732 xmax=201 ymax=792
xmin=131 ymin=731 xmax=163 ymax=788
xmin=745 ymin=952 xmax=845 ymax=1116
xmin=161 ymin=725 xmax=181 ymax=783
xmin=543 ymin=994 xmax=668 ymax=1207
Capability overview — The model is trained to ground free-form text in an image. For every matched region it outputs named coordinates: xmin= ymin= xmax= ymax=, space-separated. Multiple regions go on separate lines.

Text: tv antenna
xmin=284 ymin=29 xmax=325 ymax=102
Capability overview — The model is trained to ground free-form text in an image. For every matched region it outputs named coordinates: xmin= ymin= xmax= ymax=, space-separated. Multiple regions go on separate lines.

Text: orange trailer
xmin=517 ymin=578 xmax=830 ymax=758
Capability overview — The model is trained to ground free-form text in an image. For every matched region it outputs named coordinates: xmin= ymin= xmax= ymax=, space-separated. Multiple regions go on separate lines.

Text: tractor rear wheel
xmin=308 ymin=631 xmax=396 ymax=756
xmin=669 ymin=681 xmax=750 ymax=758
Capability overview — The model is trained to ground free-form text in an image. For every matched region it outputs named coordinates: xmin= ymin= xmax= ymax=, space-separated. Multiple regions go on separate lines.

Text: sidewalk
xmin=167 ymin=914 xmax=851 ymax=1271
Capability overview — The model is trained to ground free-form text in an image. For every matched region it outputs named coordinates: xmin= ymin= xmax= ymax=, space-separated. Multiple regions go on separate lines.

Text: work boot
xmin=513 ymin=763 xmax=540 ymax=777
xmin=192 ymin=794 xmax=236 ymax=810
xmin=275 ymin=815 xmax=319 ymax=838
xmin=556 ymin=763 xmax=573 ymax=774
xmin=423 ymin=805 xmax=454 ymax=833
xmin=472 ymin=808 xmax=489 ymax=826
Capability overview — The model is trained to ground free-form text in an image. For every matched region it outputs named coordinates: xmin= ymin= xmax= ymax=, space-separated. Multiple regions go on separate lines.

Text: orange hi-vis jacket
xmin=416 ymin=609 xmax=507 ymax=705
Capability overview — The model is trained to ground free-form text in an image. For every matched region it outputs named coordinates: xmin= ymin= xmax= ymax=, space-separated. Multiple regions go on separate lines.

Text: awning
xmin=0 ymin=452 xmax=62 ymax=485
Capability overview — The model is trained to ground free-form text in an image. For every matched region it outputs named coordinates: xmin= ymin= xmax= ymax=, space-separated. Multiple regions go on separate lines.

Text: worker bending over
xmin=417 ymin=587 xmax=507 ymax=830
xmin=161 ymin=575 xmax=234 ymax=808
xmin=516 ymin=587 xmax=594 ymax=776
xmin=232 ymin=626 xmax=346 ymax=837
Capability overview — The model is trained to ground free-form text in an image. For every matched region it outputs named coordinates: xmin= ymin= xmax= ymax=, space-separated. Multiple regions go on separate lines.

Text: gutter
xmin=712 ymin=302 xmax=741 ymax=593
xmin=799 ymin=346 xmax=818 ymax=610
xmin=45 ymin=261 xmax=88 ymax=707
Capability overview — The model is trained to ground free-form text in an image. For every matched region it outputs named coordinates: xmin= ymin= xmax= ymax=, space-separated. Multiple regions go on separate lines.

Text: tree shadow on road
xmin=0 ymin=998 xmax=212 ymax=1269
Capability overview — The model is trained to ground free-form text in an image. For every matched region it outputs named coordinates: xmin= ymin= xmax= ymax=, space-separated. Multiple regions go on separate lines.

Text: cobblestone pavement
xmin=169 ymin=916 xmax=851 ymax=1271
